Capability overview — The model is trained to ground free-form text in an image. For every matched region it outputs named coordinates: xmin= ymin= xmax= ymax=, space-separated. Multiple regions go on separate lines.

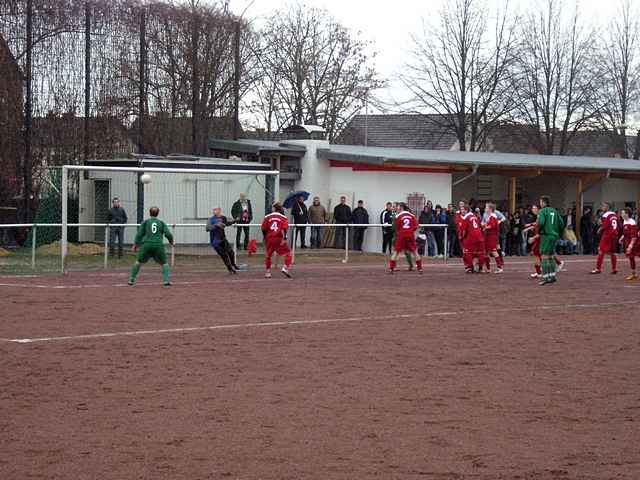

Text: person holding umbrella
xmin=283 ymin=191 xmax=311 ymax=248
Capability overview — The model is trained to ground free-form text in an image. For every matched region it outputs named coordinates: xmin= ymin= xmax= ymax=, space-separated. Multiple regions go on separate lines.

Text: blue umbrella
xmin=283 ymin=190 xmax=310 ymax=209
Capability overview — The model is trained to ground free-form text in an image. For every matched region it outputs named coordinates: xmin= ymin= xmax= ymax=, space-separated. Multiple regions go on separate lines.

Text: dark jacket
xmin=206 ymin=215 xmax=235 ymax=246
xmin=380 ymin=209 xmax=393 ymax=231
xmin=231 ymin=200 xmax=253 ymax=223
xmin=291 ymin=200 xmax=309 ymax=224
xmin=107 ymin=206 xmax=128 ymax=224
xmin=334 ymin=204 xmax=352 ymax=223
xmin=419 ymin=209 xmax=434 ymax=231
xmin=352 ymin=207 xmax=369 ymax=228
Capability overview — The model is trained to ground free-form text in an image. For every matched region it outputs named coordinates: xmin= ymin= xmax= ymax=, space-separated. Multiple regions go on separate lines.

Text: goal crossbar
xmin=60 ymin=164 xmax=280 ymax=273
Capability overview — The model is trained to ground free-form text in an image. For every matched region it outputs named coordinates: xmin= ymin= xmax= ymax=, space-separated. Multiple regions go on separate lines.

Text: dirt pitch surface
xmin=1 ymin=256 xmax=639 ymax=479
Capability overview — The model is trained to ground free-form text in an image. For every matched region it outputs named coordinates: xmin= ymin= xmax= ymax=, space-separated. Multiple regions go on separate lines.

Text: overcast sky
xmin=230 ymin=0 xmax=618 ymax=108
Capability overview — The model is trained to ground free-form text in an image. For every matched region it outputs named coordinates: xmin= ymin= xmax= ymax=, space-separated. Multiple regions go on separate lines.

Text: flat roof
xmin=208 ymin=139 xmax=306 ymax=157
xmin=86 ymin=155 xmax=273 ymax=171
xmin=318 ymin=145 xmax=640 ymax=176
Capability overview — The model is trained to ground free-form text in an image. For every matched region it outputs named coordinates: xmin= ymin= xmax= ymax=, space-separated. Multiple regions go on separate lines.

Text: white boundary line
xmin=1 ymin=300 xmax=635 ymax=345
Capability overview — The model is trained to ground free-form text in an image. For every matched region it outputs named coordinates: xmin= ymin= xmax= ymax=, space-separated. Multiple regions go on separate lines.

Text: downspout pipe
xmin=453 ymin=164 xmax=479 ymax=187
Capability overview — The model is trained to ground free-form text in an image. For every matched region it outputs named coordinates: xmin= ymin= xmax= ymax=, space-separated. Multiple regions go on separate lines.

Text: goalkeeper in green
xmin=536 ymin=196 xmax=564 ymax=286
xmin=128 ymin=206 xmax=174 ymax=286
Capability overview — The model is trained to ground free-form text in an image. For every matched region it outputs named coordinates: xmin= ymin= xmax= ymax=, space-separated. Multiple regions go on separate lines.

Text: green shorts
xmin=539 ymin=235 xmax=558 ymax=256
xmin=136 ymin=244 xmax=168 ymax=264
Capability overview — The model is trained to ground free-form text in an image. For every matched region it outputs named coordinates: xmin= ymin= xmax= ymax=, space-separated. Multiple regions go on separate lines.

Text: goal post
xmin=60 ymin=164 xmax=280 ymax=273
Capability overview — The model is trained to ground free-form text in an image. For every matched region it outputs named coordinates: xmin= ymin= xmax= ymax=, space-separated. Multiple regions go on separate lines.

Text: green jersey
xmin=537 ymin=207 xmax=564 ymax=238
xmin=134 ymin=218 xmax=173 ymax=246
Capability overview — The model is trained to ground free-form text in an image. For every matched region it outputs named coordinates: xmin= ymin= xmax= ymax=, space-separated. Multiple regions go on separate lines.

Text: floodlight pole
xmin=61 ymin=166 xmax=68 ymax=273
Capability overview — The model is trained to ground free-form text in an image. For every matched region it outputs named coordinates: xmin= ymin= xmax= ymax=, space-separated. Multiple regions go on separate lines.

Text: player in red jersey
xmin=456 ymin=201 xmax=473 ymax=271
xmin=388 ymin=203 xmax=423 ymax=274
xmin=260 ymin=202 xmax=293 ymax=279
xmin=619 ymin=208 xmax=639 ymax=281
xmin=592 ymin=203 xmax=620 ymax=274
xmin=482 ymin=203 xmax=504 ymax=273
xmin=524 ymin=205 xmax=564 ymax=278
xmin=461 ymin=207 xmax=486 ymax=273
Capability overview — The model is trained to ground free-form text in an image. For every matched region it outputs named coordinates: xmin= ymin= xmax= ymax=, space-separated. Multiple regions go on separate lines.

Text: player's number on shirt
xmin=270 ymin=221 xmax=279 ymax=231
xmin=151 ymin=222 xmax=158 ymax=234
xmin=471 ymin=218 xmax=479 ymax=229
xmin=550 ymin=212 xmax=555 ymax=224
xmin=611 ymin=219 xmax=618 ymax=230
xmin=402 ymin=218 xmax=411 ymax=229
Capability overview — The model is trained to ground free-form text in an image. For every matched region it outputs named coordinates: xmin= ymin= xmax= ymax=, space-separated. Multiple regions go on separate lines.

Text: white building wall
xmin=329 ymin=167 xmax=452 ymax=252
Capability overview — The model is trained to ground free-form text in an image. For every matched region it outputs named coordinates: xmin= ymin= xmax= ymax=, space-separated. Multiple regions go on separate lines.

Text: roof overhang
xmin=209 ymin=139 xmax=307 ymax=158
xmin=318 ymin=145 xmax=640 ymax=178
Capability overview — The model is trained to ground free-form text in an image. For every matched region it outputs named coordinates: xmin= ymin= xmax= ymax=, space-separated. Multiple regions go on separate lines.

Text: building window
xmin=407 ymin=193 xmax=425 ymax=213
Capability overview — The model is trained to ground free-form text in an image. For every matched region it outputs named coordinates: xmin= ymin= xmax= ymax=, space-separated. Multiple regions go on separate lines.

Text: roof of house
xmin=335 ymin=114 xmax=459 ymax=150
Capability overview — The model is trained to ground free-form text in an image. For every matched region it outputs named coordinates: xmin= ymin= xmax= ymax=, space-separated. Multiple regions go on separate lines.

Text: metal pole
xmin=61 ymin=166 xmax=68 ymax=273
xmin=171 ymin=225 xmax=176 ymax=267
xmin=31 ymin=224 xmax=37 ymax=269
xmin=233 ymin=224 xmax=238 ymax=261
xmin=84 ymin=0 xmax=91 ymax=162
xmin=103 ymin=226 xmax=109 ymax=269
xmin=290 ymin=225 xmax=296 ymax=264
xmin=443 ymin=226 xmax=448 ymax=264
xmin=233 ymin=20 xmax=241 ymax=140
xmin=344 ymin=225 xmax=349 ymax=263
xmin=23 ymin=0 xmax=33 ymax=223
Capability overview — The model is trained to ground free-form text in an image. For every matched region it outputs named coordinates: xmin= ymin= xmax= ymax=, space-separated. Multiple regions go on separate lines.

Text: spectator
xmin=433 ymin=204 xmax=447 ymax=257
xmin=581 ymin=207 xmax=594 ymax=254
xmin=231 ymin=193 xmax=252 ymax=250
xmin=308 ymin=196 xmax=327 ymax=248
xmin=333 ymin=195 xmax=352 ymax=249
xmin=107 ymin=197 xmax=128 ymax=258
xmin=446 ymin=204 xmax=458 ymax=257
xmin=291 ymin=195 xmax=309 ymax=249
xmin=418 ymin=202 xmax=436 ymax=257
xmin=351 ymin=200 xmax=369 ymax=251
xmin=510 ymin=210 xmax=522 ymax=256
xmin=593 ymin=209 xmax=603 ymax=254
xmin=380 ymin=202 xmax=394 ymax=254
xmin=562 ymin=208 xmax=577 ymax=254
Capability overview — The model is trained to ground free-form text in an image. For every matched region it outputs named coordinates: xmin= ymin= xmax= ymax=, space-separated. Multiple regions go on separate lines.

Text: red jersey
xmin=395 ymin=210 xmax=418 ymax=236
xmin=455 ymin=211 xmax=464 ymax=239
xmin=622 ymin=219 xmax=639 ymax=255
xmin=600 ymin=211 xmax=620 ymax=238
xmin=462 ymin=212 xmax=484 ymax=245
xmin=483 ymin=213 xmax=499 ymax=249
xmin=261 ymin=212 xmax=289 ymax=241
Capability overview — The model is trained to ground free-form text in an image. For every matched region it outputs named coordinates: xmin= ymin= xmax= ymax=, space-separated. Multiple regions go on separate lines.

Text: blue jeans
xmin=310 ymin=226 xmax=322 ymax=248
xmin=426 ymin=231 xmax=437 ymax=257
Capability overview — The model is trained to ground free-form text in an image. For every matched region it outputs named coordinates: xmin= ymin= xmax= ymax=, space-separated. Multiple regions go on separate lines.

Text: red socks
xmin=389 ymin=260 xmax=397 ymax=271
xmin=630 ymin=257 xmax=636 ymax=271
xmin=611 ymin=254 xmax=617 ymax=272
xmin=535 ymin=264 xmax=542 ymax=275
xmin=284 ymin=254 xmax=292 ymax=269
xmin=596 ymin=253 xmax=604 ymax=271
xmin=416 ymin=259 xmax=423 ymax=270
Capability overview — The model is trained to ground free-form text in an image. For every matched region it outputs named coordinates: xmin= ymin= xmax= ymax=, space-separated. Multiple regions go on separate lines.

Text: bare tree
xmin=401 ymin=0 xmax=519 ymax=151
xmin=512 ymin=0 xmax=599 ymax=155
xmin=594 ymin=0 xmax=640 ymax=158
xmin=251 ymin=3 xmax=379 ymax=141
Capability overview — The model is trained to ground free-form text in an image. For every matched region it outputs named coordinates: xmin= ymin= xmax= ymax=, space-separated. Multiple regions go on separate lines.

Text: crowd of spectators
xmin=230 ymin=193 xmax=640 ymax=256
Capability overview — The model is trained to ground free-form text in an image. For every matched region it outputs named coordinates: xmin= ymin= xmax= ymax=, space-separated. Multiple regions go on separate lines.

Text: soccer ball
xmin=140 ymin=173 xmax=152 ymax=184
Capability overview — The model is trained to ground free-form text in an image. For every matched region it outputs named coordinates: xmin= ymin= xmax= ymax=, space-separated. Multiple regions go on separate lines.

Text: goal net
xmin=59 ymin=162 xmax=279 ymax=273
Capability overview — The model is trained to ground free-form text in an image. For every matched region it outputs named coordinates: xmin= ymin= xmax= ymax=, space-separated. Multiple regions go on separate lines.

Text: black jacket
xmin=291 ymin=200 xmax=309 ymax=224
xmin=334 ymin=204 xmax=352 ymax=223
xmin=107 ymin=206 xmax=128 ymax=224
xmin=352 ymin=207 xmax=369 ymax=227
xmin=231 ymin=200 xmax=253 ymax=223
xmin=419 ymin=209 xmax=434 ymax=231
xmin=380 ymin=209 xmax=393 ymax=230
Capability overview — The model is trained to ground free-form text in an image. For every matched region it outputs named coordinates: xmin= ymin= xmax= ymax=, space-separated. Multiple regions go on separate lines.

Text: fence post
xmin=290 ymin=225 xmax=296 ymax=264
xmin=31 ymin=224 xmax=37 ymax=269
xmin=344 ymin=225 xmax=349 ymax=263
xmin=171 ymin=225 xmax=176 ymax=267
xmin=103 ymin=226 xmax=109 ymax=269
xmin=443 ymin=226 xmax=448 ymax=264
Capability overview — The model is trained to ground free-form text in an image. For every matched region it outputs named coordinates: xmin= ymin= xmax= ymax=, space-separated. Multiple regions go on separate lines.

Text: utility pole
xmin=233 ymin=20 xmax=241 ymax=141
xmin=84 ymin=0 xmax=91 ymax=162
xmin=23 ymin=0 xmax=33 ymax=222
